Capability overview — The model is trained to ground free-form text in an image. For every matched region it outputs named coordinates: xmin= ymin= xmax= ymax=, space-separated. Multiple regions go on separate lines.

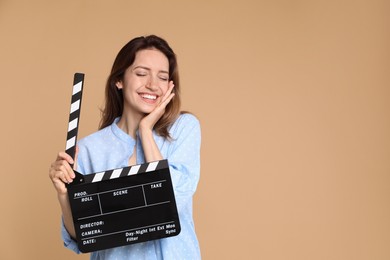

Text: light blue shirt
xmin=61 ymin=113 xmax=201 ymax=259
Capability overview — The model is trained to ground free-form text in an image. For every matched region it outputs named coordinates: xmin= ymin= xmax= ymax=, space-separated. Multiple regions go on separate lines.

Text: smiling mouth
xmin=140 ymin=93 xmax=158 ymax=100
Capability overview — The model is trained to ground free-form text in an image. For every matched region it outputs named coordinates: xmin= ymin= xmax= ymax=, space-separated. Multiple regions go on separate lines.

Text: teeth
xmin=141 ymin=94 xmax=157 ymax=100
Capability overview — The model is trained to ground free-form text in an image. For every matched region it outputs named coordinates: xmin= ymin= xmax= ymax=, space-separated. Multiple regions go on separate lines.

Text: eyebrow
xmin=133 ymin=66 xmax=169 ymax=74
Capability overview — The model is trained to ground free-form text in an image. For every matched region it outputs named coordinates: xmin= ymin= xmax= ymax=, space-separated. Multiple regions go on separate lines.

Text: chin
xmin=140 ymin=106 xmax=156 ymax=115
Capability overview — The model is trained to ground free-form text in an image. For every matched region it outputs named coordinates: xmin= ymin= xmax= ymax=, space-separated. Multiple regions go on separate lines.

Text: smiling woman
xmin=48 ymin=35 xmax=202 ymax=260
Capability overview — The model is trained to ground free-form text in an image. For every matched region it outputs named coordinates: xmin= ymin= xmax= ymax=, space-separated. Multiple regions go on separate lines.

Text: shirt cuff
xmin=61 ymin=217 xmax=81 ymax=254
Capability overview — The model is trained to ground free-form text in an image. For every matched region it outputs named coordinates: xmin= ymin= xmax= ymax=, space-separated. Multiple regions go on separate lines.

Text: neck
xmin=116 ymin=108 xmax=144 ymax=139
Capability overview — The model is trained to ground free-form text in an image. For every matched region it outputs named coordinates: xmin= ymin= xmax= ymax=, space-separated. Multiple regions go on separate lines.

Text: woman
xmin=49 ymin=35 xmax=201 ymax=259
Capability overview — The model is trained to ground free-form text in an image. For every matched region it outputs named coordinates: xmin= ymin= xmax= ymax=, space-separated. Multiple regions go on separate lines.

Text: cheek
xmin=161 ymin=82 xmax=170 ymax=94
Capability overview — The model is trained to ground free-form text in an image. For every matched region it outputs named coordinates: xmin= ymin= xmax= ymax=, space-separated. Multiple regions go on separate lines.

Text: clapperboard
xmin=64 ymin=73 xmax=181 ymax=253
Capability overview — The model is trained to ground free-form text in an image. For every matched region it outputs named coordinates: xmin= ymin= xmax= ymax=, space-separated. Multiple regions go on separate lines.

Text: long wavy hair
xmin=99 ymin=35 xmax=182 ymax=139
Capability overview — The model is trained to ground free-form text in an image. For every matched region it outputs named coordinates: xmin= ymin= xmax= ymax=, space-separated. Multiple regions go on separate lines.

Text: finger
xmin=55 ymin=151 xmax=76 ymax=179
xmin=56 ymin=151 xmax=74 ymax=165
xmin=54 ymin=163 xmax=74 ymax=183
xmin=63 ymin=161 xmax=75 ymax=181
xmin=58 ymin=169 xmax=69 ymax=183
xmin=51 ymin=159 xmax=75 ymax=182
xmin=49 ymin=167 xmax=68 ymax=185
xmin=66 ymin=157 xmax=76 ymax=181
xmin=161 ymin=82 xmax=175 ymax=103
xmin=160 ymin=93 xmax=175 ymax=108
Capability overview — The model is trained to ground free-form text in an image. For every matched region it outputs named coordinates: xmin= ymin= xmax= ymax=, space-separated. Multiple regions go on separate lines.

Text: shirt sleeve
xmin=167 ymin=114 xmax=201 ymax=211
xmin=61 ymin=217 xmax=81 ymax=254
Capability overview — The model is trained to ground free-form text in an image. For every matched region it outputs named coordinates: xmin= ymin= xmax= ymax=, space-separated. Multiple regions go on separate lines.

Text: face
xmin=116 ymin=48 xmax=170 ymax=117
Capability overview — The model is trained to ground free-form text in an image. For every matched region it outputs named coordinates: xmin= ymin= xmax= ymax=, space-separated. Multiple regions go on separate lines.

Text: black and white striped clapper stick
xmin=72 ymin=159 xmax=169 ymax=184
xmin=65 ymin=73 xmax=84 ymax=165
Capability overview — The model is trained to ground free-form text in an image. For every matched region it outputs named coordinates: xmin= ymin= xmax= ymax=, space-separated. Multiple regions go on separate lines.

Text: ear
xmin=115 ymin=81 xmax=123 ymax=90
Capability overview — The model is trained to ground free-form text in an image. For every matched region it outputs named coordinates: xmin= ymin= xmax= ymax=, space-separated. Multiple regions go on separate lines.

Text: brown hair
xmin=99 ymin=35 xmax=182 ymax=139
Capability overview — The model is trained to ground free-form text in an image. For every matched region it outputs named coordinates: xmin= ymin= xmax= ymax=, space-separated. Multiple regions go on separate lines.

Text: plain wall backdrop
xmin=0 ymin=0 xmax=389 ymax=259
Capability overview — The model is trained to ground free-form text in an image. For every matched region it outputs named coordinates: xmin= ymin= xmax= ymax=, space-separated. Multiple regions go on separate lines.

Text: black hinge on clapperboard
xmin=64 ymin=73 xmax=181 ymax=253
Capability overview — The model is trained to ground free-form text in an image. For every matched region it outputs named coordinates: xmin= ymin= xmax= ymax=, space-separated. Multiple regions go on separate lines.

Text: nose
xmin=145 ymin=76 xmax=159 ymax=91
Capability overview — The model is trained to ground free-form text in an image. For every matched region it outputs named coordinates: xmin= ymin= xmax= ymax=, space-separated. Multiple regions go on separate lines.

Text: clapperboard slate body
xmin=64 ymin=73 xmax=181 ymax=253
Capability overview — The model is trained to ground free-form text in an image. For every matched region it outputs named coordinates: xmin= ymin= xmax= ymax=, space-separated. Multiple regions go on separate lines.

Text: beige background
xmin=1 ymin=0 xmax=389 ymax=259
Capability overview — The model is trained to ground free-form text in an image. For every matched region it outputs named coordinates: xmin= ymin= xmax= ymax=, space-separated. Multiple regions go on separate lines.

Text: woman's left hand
xmin=139 ymin=81 xmax=175 ymax=132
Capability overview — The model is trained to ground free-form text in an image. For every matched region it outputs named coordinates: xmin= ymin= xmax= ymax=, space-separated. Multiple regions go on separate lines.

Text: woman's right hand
xmin=49 ymin=150 xmax=77 ymax=195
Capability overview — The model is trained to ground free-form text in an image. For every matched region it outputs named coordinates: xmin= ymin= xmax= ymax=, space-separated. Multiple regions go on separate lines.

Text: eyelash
xmin=136 ymin=73 xmax=168 ymax=81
